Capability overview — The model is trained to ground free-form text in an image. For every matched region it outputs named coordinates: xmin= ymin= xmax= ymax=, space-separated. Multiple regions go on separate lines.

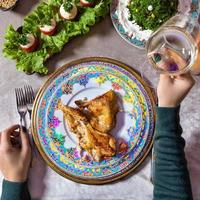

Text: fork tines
xmin=24 ymin=85 xmax=35 ymax=104
xmin=15 ymin=88 xmax=27 ymax=127
xmin=15 ymin=88 xmax=26 ymax=108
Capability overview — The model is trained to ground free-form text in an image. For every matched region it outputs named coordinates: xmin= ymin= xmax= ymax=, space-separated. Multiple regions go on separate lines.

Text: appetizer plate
xmin=32 ymin=57 xmax=156 ymax=184
xmin=110 ymin=0 xmax=199 ymax=49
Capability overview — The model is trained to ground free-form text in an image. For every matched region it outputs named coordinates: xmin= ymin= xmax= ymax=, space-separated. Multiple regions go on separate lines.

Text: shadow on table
xmin=44 ymin=16 xmax=113 ymax=74
xmin=28 ymin=149 xmax=47 ymax=200
xmin=185 ymin=131 xmax=200 ymax=200
xmin=12 ymin=0 xmax=39 ymax=16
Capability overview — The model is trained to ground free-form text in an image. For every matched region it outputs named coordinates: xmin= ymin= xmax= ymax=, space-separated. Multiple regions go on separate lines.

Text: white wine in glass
xmin=147 ymin=13 xmax=200 ymax=76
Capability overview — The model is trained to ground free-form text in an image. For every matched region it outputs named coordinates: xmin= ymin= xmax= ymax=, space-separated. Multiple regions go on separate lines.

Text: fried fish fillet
xmin=75 ymin=90 xmax=119 ymax=133
xmin=57 ymin=100 xmax=116 ymax=161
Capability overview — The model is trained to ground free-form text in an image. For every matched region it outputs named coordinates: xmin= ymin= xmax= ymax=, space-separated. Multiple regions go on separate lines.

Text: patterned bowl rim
xmin=110 ymin=0 xmax=150 ymax=49
xmin=110 ymin=0 xmax=200 ymax=49
xmin=31 ymin=57 xmax=156 ymax=185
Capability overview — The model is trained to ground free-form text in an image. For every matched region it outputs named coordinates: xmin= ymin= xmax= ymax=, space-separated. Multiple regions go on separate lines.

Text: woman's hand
xmin=157 ymin=73 xmax=195 ymax=107
xmin=0 ymin=125 xmax=31 ymax=182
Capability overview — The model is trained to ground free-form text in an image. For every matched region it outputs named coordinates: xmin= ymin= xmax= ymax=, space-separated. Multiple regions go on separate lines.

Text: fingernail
xmin=169 ymin=63 xmax=178 ymax=71
xmin=154 ymin=53 xmax=161 ymax=63
xmin=21 ymin=126 xmax=27 ymax=133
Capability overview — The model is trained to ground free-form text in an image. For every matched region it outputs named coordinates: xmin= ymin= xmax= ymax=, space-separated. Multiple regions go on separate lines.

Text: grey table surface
xmin=0 ymin=1 xmax=200 ymax=200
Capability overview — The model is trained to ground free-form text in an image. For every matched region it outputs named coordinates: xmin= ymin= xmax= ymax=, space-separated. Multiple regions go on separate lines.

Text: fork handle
xmin=20 ymin=115 xmax=28 ymax=132
xmin=28 ymin=110 xmax=32 ymax=120
xmin=19 ymin=122 xmax=26 ymax=135
xmin=20 ymin=116 xmax=23 ymax=127
xmin=27 ymin=115 xmax=37 ymax=159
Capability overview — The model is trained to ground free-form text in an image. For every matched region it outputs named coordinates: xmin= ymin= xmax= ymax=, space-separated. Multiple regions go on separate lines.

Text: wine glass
xmin=147 ymin=13 xmax=200 ymax=76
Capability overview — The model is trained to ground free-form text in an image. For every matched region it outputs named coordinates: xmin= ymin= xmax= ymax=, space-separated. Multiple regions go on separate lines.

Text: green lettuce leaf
xmin=3 ymin=0 xmax=111 ymax=75
xmin=3 ymin=25 xmax=21 ymax=60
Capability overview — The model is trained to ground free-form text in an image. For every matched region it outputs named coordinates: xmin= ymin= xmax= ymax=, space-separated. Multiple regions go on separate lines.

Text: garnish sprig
xmin=63 ymin=1 xmax=74 ymax=12
xmin=18 ymin=34 xmax=29 ymax=45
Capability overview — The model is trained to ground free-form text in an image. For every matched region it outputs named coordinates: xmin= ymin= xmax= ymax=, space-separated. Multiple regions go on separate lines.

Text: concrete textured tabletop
xmin=0 ymin=1 xmax=200 ymax=200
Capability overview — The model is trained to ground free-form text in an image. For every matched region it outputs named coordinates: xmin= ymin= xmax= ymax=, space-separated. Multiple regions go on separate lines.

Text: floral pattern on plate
xmin=33 ymin=59 xmax=155 ymax=183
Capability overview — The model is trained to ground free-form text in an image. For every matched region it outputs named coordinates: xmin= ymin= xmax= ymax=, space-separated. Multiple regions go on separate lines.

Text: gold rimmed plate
xmin=31 ymin=57 xmax=156 ymax=184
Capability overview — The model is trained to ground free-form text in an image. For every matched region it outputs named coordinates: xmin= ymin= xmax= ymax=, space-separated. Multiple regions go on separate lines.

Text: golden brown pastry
xmin=75 ymin=90 xmax=119 ymax=133
xmin=57 ymin=100 xmax=116 ymax=162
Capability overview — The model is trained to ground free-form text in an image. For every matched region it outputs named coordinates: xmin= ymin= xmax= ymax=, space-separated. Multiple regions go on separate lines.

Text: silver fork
xmin=24 ymin=85 xmax=37 ymax=159
xmin=15 ymin=88 xmax=27 ymax=127
xmin=24 ymin=85 xmax=35 ymax=119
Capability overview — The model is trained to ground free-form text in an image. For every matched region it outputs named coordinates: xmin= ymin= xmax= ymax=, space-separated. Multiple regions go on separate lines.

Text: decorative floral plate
xmin=32 ymin=57 xmax=156 ymax=184
xmin=110 ymin=0 xmax=200 ymax=49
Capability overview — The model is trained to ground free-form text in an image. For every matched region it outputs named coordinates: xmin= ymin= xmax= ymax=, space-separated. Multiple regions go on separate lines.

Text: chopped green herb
xmin=19 ymin=35 xmax=29 ymax=45
xmin=128 ymin=0 xmax=178 ymax=30
xmin=40 ymin=19 xmax=51 ymax=26
xmin=63 ymin=1 xmax=73 ymax=12
xmin=40 ymin=14 xmax=53 ymax=26
xmin=86 ymin=0 xmax=94 ymax=3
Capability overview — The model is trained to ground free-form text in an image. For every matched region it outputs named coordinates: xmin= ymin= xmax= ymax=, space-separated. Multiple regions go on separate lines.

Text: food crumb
xmin=118 ymin=139 xmax=128 ymax=154
xmin=82 ymin=154 xmax=91 ymax=162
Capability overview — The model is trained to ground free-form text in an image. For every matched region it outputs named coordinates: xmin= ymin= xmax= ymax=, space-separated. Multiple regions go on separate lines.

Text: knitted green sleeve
xmin=153 ymin=107 xmax=193 ymax=200
xmin=1 ymin=179 xmax=31 ymax=200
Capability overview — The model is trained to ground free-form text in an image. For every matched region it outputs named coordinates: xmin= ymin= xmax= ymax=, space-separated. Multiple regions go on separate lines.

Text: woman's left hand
xmin=0 ymin=125 xmax=31 ymax=182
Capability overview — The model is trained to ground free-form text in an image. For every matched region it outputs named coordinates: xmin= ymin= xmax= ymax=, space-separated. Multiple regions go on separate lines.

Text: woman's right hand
xmin=157 ymin=73 xmax=195 ymax=107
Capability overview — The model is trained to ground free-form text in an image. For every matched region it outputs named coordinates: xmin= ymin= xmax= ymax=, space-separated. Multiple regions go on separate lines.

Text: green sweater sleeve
xmin=1 ymin=180 xmax=31 ymax=200
xmin=153 ymin=107 xmax=193 ymax=200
